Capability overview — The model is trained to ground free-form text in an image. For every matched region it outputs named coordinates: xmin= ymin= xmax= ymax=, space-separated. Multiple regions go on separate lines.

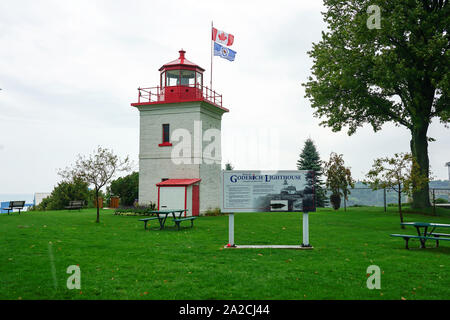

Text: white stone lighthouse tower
xmin=131 ymin=50 xmax=228 ymax=215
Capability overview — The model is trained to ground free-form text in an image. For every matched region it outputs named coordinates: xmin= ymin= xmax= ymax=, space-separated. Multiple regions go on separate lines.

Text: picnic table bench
xmin=2 ymin=201 xmax=25 ymax=215
xmin=139 ymin=216 xmax=161 ymax=230
xmin=65 ymin=200 xmax=85 ymax=211
xmin=139 ymin=209 xmax=196 ymax=230
xmin=390 ymin=222 xmax=450 ymax=249
xmin=173 ymin=216 xmax=196 ymax=230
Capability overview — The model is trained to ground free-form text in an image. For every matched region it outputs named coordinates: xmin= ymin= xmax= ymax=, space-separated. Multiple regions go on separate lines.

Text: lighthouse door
xmin=159 ymin=187 xmax=185 ymax=211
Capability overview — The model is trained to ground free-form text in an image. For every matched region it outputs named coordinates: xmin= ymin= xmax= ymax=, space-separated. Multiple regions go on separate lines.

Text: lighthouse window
xmin=196 ymin=72 xmax=202 ymax=88
xmin=160 ymin=71 xmax=166 ymax=88
xmin=162 ymin=124 xmax=170 ymax=143
xmin=167 ymin=70 xmax=179 ymax=86
xmin=180 ymin=70 xmax=195 ymax=86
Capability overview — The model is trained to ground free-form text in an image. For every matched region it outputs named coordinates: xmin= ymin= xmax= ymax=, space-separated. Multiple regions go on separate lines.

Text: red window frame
xmin=159 ymin=123 xmax=172 ymax=147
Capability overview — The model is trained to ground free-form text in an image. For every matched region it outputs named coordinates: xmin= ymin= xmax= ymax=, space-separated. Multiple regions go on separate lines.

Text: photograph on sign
xmin=222 ymin=170 xmax=316 ymax=213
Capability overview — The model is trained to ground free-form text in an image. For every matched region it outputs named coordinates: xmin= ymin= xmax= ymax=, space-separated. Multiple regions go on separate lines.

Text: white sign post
xmin=222 ymin=170 xmax=315 ymax=249
xmin=302 ymin=213 xmax=310 ymax=247
xmin=228 ymin=213 xmax=235 ymax=247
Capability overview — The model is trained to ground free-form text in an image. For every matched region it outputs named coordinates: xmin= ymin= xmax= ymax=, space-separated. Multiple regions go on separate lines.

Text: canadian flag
xmin=212 ymin=27 xmax=234 ymax=46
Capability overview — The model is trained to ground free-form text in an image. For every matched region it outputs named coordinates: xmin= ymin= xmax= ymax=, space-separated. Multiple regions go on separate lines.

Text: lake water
xmin=0 ymin=194 xmax=34 ymax=203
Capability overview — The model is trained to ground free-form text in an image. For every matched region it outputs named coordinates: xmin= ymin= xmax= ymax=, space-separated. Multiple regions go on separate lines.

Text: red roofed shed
xmin=156 ymin=179 xmax=201 ymax=216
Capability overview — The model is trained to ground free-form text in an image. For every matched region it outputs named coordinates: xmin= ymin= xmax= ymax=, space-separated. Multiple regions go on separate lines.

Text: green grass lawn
xmin=0 ymin=207 xmax=449 ymax=300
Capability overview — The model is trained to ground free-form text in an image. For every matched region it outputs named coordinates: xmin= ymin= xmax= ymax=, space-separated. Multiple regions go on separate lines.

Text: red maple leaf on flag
xmin=218 ymin=32 xmax=227 ymax=41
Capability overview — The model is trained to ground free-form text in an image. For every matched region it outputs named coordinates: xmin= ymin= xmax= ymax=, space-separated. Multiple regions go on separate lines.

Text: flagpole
xmin=210 ymin=20 xmax=213 ymax=90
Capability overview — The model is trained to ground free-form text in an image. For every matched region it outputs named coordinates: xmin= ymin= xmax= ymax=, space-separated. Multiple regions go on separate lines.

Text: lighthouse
xmin=131 ymin=50 xmax=229 ymax=215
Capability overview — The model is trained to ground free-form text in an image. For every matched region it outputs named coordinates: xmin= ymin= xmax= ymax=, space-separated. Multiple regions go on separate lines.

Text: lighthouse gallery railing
xmin=136 ymin=85 xmax=223 ymax=108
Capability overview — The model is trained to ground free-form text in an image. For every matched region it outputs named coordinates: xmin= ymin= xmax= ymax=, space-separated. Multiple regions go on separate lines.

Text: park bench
xmin=65 ymin=200 xmax=85 ymax=211
xmin=3 ymin=201 xmax=25 ymax=215
xmin=139 ymin=217 xmax=161 ymax=230
xmin=390 ymin=234 xmax=450 ymax=249
xmin=173 ymin=216 xmax=197 ymax=230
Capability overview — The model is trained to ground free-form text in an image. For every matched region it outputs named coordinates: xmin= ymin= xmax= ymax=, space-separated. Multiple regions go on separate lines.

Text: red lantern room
xmin=159 ymin=49 xmax=204 ymax=100
xmin=132 ymin=49 xmax=228 ymax=112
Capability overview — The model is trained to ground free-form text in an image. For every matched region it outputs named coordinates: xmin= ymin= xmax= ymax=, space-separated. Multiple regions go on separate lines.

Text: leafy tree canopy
xmin=109 ymin=171 xmax=139 ymax=207
xmin=324 ymin=152 xmax=355 ymax=200
xmin=37 ymin=177 xmax=89 ymax=211
xmin=364 ymin=152 xmax=428 ymax=194
xmin=303 ymin=0 xmax=449 ymax=208
xmin=364 ymin=152 xmax=429 ymax=225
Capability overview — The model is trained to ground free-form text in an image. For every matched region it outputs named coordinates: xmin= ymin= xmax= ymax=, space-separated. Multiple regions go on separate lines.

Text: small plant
xmin=224 ymin=162 xmax=234 ymax=170
xmin=387 ymin=203 xmax=411 ymax=207
xmin=204 ymin=207 xmax=223 ymax=216
xmin=330 ymin=193 xmax=341 ymax=210
xmin=114 ymin=203 xmax=156 ymax=216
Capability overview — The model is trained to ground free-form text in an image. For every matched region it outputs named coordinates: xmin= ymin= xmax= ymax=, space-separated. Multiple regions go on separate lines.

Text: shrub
xmin=108 ymin=172 xmax=139 ymax=207
xmin=387 ymin=203 xmax=411 ymax=207
xmin=434 ymin=198 xmax=449 ymax=204
xmin=330 ymin=193 xmax=341 ymax=210
xmin=35 ymin=197 xmax=52 ymax=211
xmin=35 ymin=177 xmax=90 ymax=211
xmin=114 ymin=203 xmax=156 ymax=216
xmin=204 ymin=207 xmax=223 ymax=216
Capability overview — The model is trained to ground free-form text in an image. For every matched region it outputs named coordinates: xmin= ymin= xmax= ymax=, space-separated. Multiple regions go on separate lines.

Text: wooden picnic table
xmin=391 ymin=222 xmax=450 ymax=249
xmin=139 ymin=209 xmax=195 ymax=230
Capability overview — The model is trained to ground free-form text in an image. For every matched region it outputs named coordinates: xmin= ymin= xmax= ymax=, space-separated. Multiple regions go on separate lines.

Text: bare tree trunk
xmin=398 ymin=184 xmax=405 ymax=229
xmin=96 ymin=188 xmax=100 ymax=223
xmin=410 ymin=124 xmax=431 ymax=209
xmin=343 ymin=190 xmax=347 ymax=212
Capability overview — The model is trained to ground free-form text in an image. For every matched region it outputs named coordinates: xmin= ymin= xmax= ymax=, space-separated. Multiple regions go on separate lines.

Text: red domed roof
xmin=159 ymin=49 xmax=205 ymax=72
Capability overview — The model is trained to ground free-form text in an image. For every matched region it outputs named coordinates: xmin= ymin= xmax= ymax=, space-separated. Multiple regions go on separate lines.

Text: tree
xmin=303 ymin=0 xmax=449 ymax=209
xmin=297 ymin=138 xmax=328 ymax=207
xmin=59 ymin=146 xmax=131 ymax=223
xmin=364 ymin=152 xmax=429 ymax=227
xmin=108 ymin=171 xmax=139 ymax=206
xmin=324 ymin=152 xmax=355 ymax=210
xmin=37 ymin=177 xmax=89 ymax=211
xmin=225 ymin=162 xmax=234 ymax=170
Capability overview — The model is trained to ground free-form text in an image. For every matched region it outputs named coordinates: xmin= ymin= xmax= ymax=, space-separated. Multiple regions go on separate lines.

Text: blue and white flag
xmin=214 ymin=42 xmax=236 ymax=61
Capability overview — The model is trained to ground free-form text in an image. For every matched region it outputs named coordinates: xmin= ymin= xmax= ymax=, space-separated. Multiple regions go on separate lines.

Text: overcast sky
xmin=0 ymin=0 xmax=448 ymax=194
